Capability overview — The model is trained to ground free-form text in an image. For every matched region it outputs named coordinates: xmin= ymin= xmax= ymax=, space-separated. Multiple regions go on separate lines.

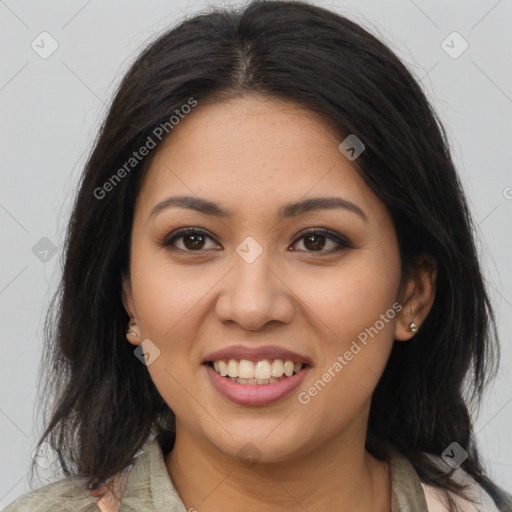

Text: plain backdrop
xmin=1 ymin=0 xmax=511 ymax=508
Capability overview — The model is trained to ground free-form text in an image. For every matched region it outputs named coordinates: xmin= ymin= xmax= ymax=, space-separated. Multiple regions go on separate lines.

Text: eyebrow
xmin=149 ymin=195 xmax=368 ymax=222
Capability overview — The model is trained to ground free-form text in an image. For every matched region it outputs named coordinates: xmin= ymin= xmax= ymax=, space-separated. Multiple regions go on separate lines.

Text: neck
xmin=165 ymin=416 xmax=391 ymax=512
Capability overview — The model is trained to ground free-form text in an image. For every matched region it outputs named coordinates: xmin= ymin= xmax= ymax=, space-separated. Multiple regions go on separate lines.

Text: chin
xmin=201 ymin=424 xmax=312 ymax=466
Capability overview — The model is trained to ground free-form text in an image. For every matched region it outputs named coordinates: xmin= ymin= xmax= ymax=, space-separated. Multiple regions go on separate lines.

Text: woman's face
xmin=123 ymin=94 xmax=412 ymax=464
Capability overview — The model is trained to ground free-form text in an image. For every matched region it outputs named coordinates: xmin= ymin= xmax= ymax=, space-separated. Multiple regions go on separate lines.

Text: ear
xmin=122 ymin=274 xmax=142 ymax=346
xmin=394 ymin=254 xmax=437 ymax=341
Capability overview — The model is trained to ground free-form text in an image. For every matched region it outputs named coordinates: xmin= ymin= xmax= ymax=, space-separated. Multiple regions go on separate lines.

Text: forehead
xmin=136 ymin=95 xmax=383 ymax=223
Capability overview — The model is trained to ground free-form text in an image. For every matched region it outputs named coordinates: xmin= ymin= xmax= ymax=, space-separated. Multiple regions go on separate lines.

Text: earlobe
xmin=394 ymin=255 xmax=437 ymax=342
xmin=394 ymin=309 xmax=420 ymax=341
xmin=125 ymin=319 xmax=142 ymax=346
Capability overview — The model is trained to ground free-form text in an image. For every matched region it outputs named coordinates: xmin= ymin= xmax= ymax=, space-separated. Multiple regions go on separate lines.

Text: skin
xmin=122 ymin=94 xmax=437 ymax=512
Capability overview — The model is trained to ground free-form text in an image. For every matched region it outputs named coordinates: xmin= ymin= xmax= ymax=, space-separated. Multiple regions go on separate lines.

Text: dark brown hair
xmin=32 ymin=1 xmax=511 ymax=510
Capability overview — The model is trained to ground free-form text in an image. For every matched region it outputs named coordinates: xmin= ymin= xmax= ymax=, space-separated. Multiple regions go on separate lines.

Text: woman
xmin=5 ymin=1 xmax=511 ymax=511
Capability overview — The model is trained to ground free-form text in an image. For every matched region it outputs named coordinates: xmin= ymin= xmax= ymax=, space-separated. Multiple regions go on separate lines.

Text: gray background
xmin=1 ymin=0 xmax=511 ymax=507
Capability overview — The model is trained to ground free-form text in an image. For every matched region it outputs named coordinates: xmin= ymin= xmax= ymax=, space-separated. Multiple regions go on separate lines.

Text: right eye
xmin=160 ymin=227 xmax=222 ymax=252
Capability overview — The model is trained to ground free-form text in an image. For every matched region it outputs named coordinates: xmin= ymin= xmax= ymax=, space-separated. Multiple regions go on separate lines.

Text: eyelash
xmin=159 ymin=227 xmax=352 ymax=255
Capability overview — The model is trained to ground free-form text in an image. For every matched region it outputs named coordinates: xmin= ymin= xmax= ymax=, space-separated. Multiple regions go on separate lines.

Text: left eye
xmin=160 ymin=228 xmax=351 ymax=253
xmin=290 ymin=229 xmax=351 ymax=253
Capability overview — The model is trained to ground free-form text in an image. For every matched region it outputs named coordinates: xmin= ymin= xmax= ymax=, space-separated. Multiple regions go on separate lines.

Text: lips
xmin=202 ymin=344 xmax=312 ymax=406
xmin=205 ymin=363 xmax=310 ymax=406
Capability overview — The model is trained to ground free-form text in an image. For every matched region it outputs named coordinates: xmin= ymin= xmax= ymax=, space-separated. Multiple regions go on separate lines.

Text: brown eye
xmin=181 ymin=232 xmax=207 ymax=250
xmin=161 ymin=228 xmax=221 ymax=252
xmin=302 ymin=233 xmax=328 ymax=251
xmin=291 ymin=228 xmax=352 ymax=253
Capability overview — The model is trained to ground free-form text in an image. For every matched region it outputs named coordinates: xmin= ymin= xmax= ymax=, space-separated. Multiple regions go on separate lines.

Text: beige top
xmin=4 ymin=437 xmax=502 ymax=511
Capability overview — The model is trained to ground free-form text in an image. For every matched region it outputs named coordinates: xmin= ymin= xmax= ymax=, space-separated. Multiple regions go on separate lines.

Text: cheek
xmin=290 ymin=251 xmax=401 ymax=346
xmin=129 ymin=246 xmax=217 ymax=339
xmin=127 ymin=249 xmax=217 ymax=402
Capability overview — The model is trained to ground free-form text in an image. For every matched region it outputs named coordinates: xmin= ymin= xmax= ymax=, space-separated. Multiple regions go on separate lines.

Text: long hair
xmin=32 ymin=1 xmax=510 ymax=510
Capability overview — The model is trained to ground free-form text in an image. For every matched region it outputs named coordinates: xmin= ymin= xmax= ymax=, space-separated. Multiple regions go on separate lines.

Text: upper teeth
xmin=213 ymin=359 xmax=303 ymax=379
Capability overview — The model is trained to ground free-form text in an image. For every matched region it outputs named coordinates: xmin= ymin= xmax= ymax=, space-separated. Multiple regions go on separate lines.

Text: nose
xmin=214 ymin=247 xmax=295 ymax=331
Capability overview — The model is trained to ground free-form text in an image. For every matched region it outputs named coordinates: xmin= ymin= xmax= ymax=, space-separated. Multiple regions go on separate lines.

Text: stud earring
xmin=126 ymin=321 xmax=138 ymax=336
xmin=408 ymin=321 xmax=418 ymax=333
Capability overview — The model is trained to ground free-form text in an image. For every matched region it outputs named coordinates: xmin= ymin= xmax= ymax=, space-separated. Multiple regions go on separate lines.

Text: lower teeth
xmin=225 ymin=375 xmax=292 ymax=385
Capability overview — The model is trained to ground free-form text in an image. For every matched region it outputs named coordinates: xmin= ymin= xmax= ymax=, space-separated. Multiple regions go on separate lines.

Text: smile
xmin=208 ymin=358 xmax=305 ymax=384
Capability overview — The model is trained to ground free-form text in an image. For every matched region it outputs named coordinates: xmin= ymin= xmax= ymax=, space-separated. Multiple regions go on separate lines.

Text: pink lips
xmin=203 ymin=344 xmax=312 ymax=406
xmin=205 ymin=365 xmax=309 ymax=406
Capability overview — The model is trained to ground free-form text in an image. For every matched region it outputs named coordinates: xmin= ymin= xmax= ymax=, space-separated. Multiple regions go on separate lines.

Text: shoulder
xmin=3 ymin=476 xmax=99 ymax=512
xmin=3 ymin=467 xmax=138 ymax=512
xmin=3 ymin=438 xmax=157 ymax=512
xmin=421 ymin=480 xmax=501 ymax=512
xmin=387 ymin=448 xmax=509 ymax=512
xmin=417 ymin=453 xmax=506 ymax=512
